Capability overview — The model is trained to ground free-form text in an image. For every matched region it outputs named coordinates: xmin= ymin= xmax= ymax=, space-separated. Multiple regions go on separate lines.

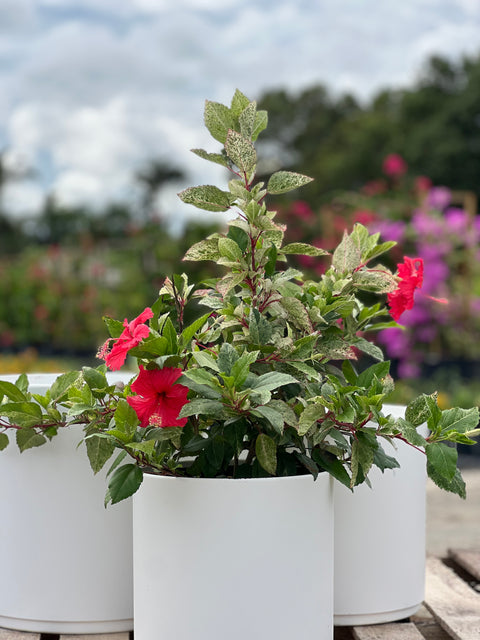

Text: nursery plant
xmin=0 ymin=90 xmax=478 ymax=505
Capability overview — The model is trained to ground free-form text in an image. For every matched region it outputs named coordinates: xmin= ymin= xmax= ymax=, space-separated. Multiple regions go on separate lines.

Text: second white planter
xmin=133 ymin=472 xmax=334 ymax=640
xmin=334 ymin=404 xmax=427 ymax=625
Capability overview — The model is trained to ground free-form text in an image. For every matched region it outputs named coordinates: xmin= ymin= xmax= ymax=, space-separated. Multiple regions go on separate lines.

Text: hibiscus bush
xmin=0 ymin=90 xmax=478 ymax=504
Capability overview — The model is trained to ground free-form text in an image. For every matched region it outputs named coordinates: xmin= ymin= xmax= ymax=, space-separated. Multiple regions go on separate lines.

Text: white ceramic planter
xmin=134 ymin=472 xmax=334 ymax=640
xmin=0 ymin=372 xmax=134 ymax=634
xmin=334 ymin=404 xmax=427 ymax=625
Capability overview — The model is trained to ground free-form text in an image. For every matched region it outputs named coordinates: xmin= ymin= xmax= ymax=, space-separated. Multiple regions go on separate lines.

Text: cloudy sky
xmin=1 ymin=0 xmax=479 ymax=229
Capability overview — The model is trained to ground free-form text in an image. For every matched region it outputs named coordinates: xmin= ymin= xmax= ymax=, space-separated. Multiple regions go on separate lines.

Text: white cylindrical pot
xmin=334 ymin=404 xmax=427 ymax=625
xmin=0 ymin=373 xmax=134 ymax=633
xmin=134 ymin=472 xmax=334 ymax=640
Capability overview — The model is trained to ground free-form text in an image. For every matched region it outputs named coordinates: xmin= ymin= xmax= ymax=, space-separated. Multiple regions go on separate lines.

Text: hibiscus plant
xmin=0 ymin=89 xmax=478 ymax=504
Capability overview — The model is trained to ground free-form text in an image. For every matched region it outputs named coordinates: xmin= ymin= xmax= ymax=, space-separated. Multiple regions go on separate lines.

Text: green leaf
xmin=183 ymin=237 xmax=220 ymax=262
xmin=125 ymin=440 xmax=156 ymax=456
xmin=267 ymin=171 xmax=313 ymax=194
xmin=312 ymin=449 xmax=350 ymax=488
xmin=103 ymin=316 xmax=124 ymax=338
xmin=216 ymin=272 xmax=245 ymax=296
xmin=425 ymin=442 xmax=458 ymax=482
xmin=106 ymin=450 xmax=128 ymax=477
xmin=249 ymin=308 xmax=273 ymax=345
xmin=0 ymin=381 xmax=27 ymax=402
xmin=15 ymin=373 xmax=29 ymax=394
xmin=192 ymin=350 xmax=220 ymax=372
xmin=180 ymin=312 xmax=211 ymax=347
xmin=114 ymin=398 xmax=139 ymax=435
xmin=350 ymin=434 xmax=376 ymax=486
xmin=1 ymin=402 xmax=43 ymax=428
xmin=252 ymin=371 xmax=297 ymax=393
xmin=227 ymin=225 xmax=249 ymax=252
xmin=252 ymin=405 xmax=285 ymax=434
xmin=438 ymin=407 xmax=480 ymax=435
xmin=178 ymin=185 xmax=234 ymax=212
xmin=373 ymin=444 xmax=401 ymax=472
xmin=82 ymin=367 xmax=108 ymax=391
xmin=298 ymin=404 xmax=325 ymax=436
xmin=332 ymin=230 xmax=363 ymax=273
xmin=191 ymin=148 xmax=229 ymax=167
xmin=183 ymin=368 xmax=220 ymax=390
xmin=16 ymin=427 xmax=47 ymax=452
xmin=178 ymin=398 xmax=226 ymax=419
xmin=294 ymin=451 xmax=319 ymax=479
xmin=205 ymin=435 xmax=225 ymax=468
xmin=129 ymin=336 xmax=169 ymax=358
xmin=50 ymin=371 xmax=81 ymax=403
xmin=252 ymin=110 xmax=268 ymax=141
xmin=204 ymin=100 xmax=234 ymax=143
xmin=353 ymin=269 xmax=398 ymax=293
xmin=255 ymin=433 xmax=277 ymax=475
xmin=230 ymin=350 xmax=259 ymax=388
xmin=365 ymin=241 xmax=397 ymax=263
xmin=225 ymin=130 xmax=257 ymax=174
xmin=218 ymin=236 xmax=245 ymax=262
xmin=230 ymin=89 xmax=250 ymax=117
xmin=427 ymin=465 xmax=466 ymax=498
xmin=218 ymin=342 xmax=239 ymax=375
xmin=161 ymin=316 xmax=178 ymax=353
xmin=238 ymin=101 xmax=256 ymax=139
xmin=357 ymin=361 xmax=390 ymax=389
xmin=279 ymin=297 xmax=313 ymax=332
xmin=107 ymin=464 xmax=143 ymax=505
xmin=352 ymin=337 xmax=384 ymax=362
xmin=0 ymin=432 xmax=10 ymax=450
xmin=405 ymin=394 xmax=441 ymax=428
xmin=394 ymin=418 xmax=428 ymax=448
xmin=281 ymin=242 xmax=329 ymax=257
xmin=85 ymin=434 xmax=115 ymax=474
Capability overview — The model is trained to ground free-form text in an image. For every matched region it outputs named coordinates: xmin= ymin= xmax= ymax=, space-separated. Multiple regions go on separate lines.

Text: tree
xmin=257 ymin=52 xmax=480 ymax=205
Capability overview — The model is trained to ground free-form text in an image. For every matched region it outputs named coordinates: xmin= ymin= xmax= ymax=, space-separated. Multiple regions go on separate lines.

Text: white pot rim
xmin=142 ymin=470 xmax=326 ymax=484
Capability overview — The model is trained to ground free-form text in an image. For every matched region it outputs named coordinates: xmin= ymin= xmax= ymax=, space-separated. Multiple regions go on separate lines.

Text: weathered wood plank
xmin=449 ymin=548 xmax=480 ymax=582
xmin=59 ymin=634 xmax=130 ymax=640
xmin=353 ymin=623 xmax=424 ymax=639
xmin=425 ymin=555 xmax=480 ymax=640
xmin=0 ymin=630 xmax=40 ymax=640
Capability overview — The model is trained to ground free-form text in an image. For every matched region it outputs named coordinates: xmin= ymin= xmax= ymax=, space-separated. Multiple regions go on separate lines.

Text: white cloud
xmin=2 ymin=180 xmax=45 ymax=218
xmin=0 ymin=0 xmax=479 ymax=222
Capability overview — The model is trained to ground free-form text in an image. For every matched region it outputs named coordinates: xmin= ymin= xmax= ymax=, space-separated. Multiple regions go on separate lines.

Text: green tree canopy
xmin=257 ymin=52 xmax=480 ymax=204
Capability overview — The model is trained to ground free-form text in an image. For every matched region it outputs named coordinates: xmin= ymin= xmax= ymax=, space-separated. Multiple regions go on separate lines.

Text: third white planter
xmin=334 ymin=404 xmax=427 ymax=625
xmin=0 ymin=372 xmax=134 ymax=634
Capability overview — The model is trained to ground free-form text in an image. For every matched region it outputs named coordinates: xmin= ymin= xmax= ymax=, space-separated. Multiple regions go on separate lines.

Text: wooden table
xmin=1 ymin=548 xmax=479 ymax=640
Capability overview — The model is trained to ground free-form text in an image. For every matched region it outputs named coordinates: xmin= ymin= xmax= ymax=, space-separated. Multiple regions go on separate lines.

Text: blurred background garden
xmin=1 ymin=2 xmax=480 ymax=428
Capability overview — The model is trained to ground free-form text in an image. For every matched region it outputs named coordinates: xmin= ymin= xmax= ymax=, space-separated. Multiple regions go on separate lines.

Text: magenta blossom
xmin=382 ymin=154 xmax=407 ymax=177
xmin=427 ymin=187 xmax=451 ymax=211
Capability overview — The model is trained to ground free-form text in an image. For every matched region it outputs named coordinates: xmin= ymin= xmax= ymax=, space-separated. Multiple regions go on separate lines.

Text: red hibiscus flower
xmin=127 ymin=366 xmax=189 ymax=428
xmin=387 ymin=257 xmax=423 ymax=321
xmin=98 ymin=307 xmax=154 ymax=371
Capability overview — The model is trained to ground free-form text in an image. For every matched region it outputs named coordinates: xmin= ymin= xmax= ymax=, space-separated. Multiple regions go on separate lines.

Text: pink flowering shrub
xmin=277 ymin=155 xmax=480 ymax=379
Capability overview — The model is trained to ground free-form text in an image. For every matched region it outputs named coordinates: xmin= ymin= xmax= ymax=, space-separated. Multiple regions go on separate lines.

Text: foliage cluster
xmin=0 ymin=91 xmax=478 ymax=506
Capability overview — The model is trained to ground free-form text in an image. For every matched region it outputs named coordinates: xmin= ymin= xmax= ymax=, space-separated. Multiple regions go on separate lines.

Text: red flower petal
xmin=387 ymin=257 xmax=423 ymax=321
xmin=102 ymin=308 xmax=153 ymax=371
xmin=127 ymin=366 xmax=189 ymax=428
